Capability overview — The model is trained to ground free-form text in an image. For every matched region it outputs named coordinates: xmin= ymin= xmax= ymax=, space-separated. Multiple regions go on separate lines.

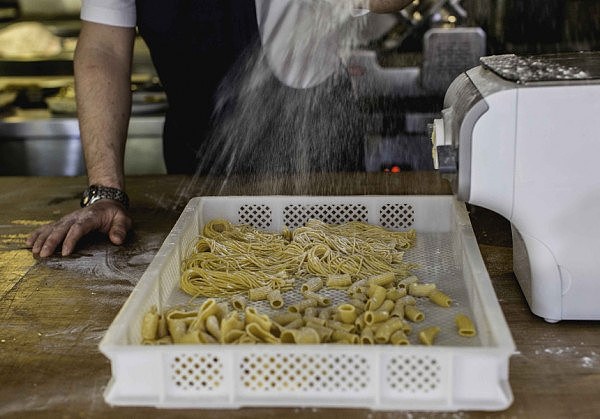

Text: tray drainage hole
xmin=386 ymin=355 xmax=442 ymax=394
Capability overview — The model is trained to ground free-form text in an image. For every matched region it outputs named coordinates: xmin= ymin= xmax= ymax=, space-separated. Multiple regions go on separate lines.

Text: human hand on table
xmin=26 ymin=200 xmax=132 ymax=258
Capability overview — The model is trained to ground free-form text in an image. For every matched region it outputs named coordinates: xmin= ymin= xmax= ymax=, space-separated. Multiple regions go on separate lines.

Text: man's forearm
xmin=74 ymin=21 xmax=136 ymax=190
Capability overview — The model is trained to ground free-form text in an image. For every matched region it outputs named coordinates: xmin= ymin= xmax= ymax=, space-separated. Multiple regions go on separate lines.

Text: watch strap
xmin=80 ymin=185 xmax=130 ymax=209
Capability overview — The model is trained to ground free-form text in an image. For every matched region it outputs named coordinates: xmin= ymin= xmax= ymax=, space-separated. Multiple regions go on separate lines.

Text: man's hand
xmin=26 ymin=200 xmax=132 ymax=258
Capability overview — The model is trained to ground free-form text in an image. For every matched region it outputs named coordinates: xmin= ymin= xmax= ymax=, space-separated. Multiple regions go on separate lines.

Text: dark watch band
xmin=80 ymin=185 xmax=130 ymax=209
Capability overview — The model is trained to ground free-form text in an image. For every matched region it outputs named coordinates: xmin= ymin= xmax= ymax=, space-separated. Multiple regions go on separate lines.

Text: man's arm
xmin=27 ymin=21 xmax=136 ymax=257
xmin=76 ymin=20 xmax=135 ymax=190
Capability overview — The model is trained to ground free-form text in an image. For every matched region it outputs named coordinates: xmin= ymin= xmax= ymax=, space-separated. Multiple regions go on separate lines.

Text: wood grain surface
xmin=0 ymin=174 xmax=598 ymax=419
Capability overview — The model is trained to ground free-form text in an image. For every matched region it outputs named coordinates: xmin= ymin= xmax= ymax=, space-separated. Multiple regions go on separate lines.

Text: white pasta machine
xmin=432 ymin=52 xmax=600 ymax=322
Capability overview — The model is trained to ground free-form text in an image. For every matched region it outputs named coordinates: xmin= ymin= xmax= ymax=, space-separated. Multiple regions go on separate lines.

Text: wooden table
xmin=1 ymin=174 xmax=599 ymax=419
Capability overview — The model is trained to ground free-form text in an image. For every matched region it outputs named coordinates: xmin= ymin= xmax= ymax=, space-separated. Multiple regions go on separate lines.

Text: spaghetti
xmin=180 ymin=218 xmax=417 ymax=298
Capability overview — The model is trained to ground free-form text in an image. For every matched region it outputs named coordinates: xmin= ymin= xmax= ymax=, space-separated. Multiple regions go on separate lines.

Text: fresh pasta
xmin=404 ymin=305 xmax=425 ymax=323
xmin=429 ymin=289 xmax=453 ymax=307
xmin=248 ymin=285 xmax=273 ymax=301
xmin=267 ymin=289 xmax=284 ymax=309
xmin=337 ymin=304 xmax=357 ymax=324
xmin=230 ymin=294 xmax=246 ymax=310
xmin=302 ymin=290 xmax=331 ymax=307
xmin=141 ymin=218 xmax=473 ymax=347
xmin=180 ymin=218 xmax=416 ymax=298
xmin=141 ymin=306 xmax=160 ymax=341
xmin=455 ymin=313 xmax=477 ymax=337
xmin=301 ymin=277 xmax=323 ymax=293
xmin=374 ymin=318 xmax=404 ymax=343
xmin=281 ymin=327 xmax=320 ymax=344
xmin=325 ymin=273 xmax=352 ymax=288
xmin=418 ymin=326 xmax=441 ymax=346
xmin=390 ymin=330 xmax=410 ymax=345
xmin=408 ymin=282 xmax=437 ymax=297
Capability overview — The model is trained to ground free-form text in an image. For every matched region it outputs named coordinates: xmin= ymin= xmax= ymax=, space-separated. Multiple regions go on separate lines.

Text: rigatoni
xmin=326 ymin=273 xmax=352 ymax=288
xmin=141 ymin=306 xmax=160 ymax=341
xmin=365 ymin=284 xmax=387 ymax=311
xmin=404 ymin=305 xmax=425 ymax=323
xmin=367 ymin=271 xmax=395 ymax=287
xmin=374 ymin=318 xmax=404 ymax=343
xmin=267 ymin=289 xmax=284 ymax=309
xmin=418 ymin=326 xmax=441 ymax=346
xmin=301 ymin=277 xmax=323 ymax=293
xmin=281 ymin=327 xmax=320 ymax=344
xmin=429 ymin=289 xmax=453 ymax=307
xmin=408 ymin=282 xmax=437 ymax=297
xmin=302 ymin=290 xmax=331 ymax=307
xmin=288 ymin=299 xmax=318 ymax=314
xmin=337 ymin=304 xmax=357 ymax=324
xmin=248 ymin=285 xmax=272 ymax=302
xmin=455 ymin=313 xmax=476 ymax=337
xmin=230 ymin=294 xmax=247 ymax=310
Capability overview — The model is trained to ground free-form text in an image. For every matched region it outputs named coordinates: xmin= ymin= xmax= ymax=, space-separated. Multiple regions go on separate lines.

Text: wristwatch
xmin=80 ymin=184 xmax=130 ymax=209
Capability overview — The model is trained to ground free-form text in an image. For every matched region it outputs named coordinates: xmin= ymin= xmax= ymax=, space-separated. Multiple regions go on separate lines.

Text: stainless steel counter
xmin=0 ymin=109 xmax=166 ymax=176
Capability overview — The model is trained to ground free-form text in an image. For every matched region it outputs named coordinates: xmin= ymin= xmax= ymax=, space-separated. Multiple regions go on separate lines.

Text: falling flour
xmin=177 ymin=1 xmax=375 ymax=198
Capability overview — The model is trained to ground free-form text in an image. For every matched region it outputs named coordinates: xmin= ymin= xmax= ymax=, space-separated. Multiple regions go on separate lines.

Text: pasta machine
xmin=432 ymin=52 xmax=600 ymax=322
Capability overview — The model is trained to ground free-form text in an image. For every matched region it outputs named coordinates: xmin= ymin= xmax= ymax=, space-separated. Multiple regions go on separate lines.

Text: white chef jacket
xmin=80 ymin=0 xmax=368 ymax=89
xmin=256 ymin=0 xmax=368 ymax=88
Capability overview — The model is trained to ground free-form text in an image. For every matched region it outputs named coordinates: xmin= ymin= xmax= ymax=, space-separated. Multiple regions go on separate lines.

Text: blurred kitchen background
xmin=0 ymin=0 xmax=598 ymax=176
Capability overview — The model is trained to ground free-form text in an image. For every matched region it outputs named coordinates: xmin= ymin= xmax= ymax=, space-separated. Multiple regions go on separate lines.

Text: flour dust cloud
xmin=178 ymin=1 xmax=372 ymax=199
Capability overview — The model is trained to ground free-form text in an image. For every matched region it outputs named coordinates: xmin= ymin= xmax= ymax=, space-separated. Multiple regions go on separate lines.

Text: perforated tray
xmin=100 ymin=195 xmax=515 ymax=411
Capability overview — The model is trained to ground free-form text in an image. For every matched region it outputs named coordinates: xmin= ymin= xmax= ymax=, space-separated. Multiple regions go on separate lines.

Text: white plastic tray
xmin=100 ymin=195 xmax=515 ymax=411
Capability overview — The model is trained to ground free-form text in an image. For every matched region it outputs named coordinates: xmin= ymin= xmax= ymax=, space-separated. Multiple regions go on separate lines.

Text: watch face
xmin=81 ymin=190 xmax=89 ymax=207
xmin=80 ymin=186 xmax=96 ymax=207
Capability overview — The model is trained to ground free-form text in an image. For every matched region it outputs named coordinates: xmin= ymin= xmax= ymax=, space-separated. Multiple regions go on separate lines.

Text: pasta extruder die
xmin=432 ymin=52 xmax=600 ymax=322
